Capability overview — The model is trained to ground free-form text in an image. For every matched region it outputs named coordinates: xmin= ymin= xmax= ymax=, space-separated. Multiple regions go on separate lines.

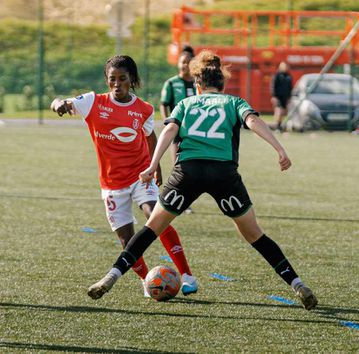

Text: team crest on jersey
xmin=133 ymin=118 xmax=139 ymax=130
xmin=76 ymin=95 xmax=84 ymax=100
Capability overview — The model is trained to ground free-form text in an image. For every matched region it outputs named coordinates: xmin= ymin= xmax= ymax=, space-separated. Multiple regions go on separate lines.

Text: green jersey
xmin=160 ymin=75 xmax=196 ymax=111
xmin=166 ymin=93 xmax=258 ymax=165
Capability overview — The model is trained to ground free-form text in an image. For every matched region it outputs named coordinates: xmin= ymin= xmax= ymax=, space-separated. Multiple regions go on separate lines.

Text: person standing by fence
xmin=270 ymin=62 xmax=293 ymax=131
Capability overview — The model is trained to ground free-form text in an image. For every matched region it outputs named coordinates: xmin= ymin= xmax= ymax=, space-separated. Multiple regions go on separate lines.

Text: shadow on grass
xmin=2 ymin=301 xmax=356 ymax=324
xmin=0 ymin=341 xmax=186 ymax=354
xmin=194 ymin=211 xmax=359 ymax=223
xmin=313 ymin=305 xmax=359 ymax=321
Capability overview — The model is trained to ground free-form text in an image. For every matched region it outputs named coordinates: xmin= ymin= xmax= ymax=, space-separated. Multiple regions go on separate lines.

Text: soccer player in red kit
xmin=50 ymin=55 xmax=198 ymax=297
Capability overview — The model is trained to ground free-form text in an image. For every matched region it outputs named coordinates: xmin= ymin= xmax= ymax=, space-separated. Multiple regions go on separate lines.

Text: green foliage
xmin=0 ymin=19 xmax=115 ymax=95
xmin=1 ymin=0 xmax=359 ymax=112
xmin=0 ymin=86 xmax=5 ymax=112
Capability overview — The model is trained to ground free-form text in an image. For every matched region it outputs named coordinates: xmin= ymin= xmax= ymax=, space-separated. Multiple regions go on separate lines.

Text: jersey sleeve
xmin=160 ymin=80 xmax=173 ymax=106
xmin=68 ymin=92 xmax=95 ymax=120
xmin=142 ymin=106 xmax=155 ymax=136
xmin=236 ymin=98 xmax=259 ymax=129
xmin=164 ymin=100 xmax=184 ymax=126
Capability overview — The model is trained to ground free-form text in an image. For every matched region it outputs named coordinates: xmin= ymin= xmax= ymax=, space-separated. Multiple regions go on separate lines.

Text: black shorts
xmin=159 ymin=160 xmax=252 ymax=217
xmin=275 ymin=96 xmax=289 ymax=109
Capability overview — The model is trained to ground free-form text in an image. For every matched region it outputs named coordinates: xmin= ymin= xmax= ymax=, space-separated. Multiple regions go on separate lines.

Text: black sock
xmin=251 ymin=234 xmax=299 ymax=286
xmin=113 ymin=226 xmax=157 ymax=275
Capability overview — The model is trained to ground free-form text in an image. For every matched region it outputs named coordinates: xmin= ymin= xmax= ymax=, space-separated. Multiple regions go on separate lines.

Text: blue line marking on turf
xmin=340 ymin=321 xmax=359 ymax=330
xmin=267 ymin=295 xmax=296 ymax=305
xmin=160 ymin=255 xmax=173 ymax=263
xmin=81 ymin=227 xmax=96 ymax=233
xmin=209 ymin=273 xmax=235 ymax=281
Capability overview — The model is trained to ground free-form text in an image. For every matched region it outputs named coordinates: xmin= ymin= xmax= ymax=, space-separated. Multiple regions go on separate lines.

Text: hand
xmin=50 ymin=99 xmax=73 ymax=117
xmin=139 ymin=166 xmax=157 ymax=187
xmin=154 ymin=165 xmax=163 ymax=187
xmin=278 ymin=149 xmax=291 ymax=171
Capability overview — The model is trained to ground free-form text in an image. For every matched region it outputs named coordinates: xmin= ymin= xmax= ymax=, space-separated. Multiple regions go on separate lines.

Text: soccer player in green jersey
xmin=160 ymin=46 xmax=196 ymax=163
xmin=88 ymin=50 xmax=318 ymax=310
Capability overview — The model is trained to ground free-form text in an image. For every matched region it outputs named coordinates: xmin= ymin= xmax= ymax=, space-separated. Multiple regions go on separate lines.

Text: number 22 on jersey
xmin=187 ymin=108 xmax=226 ymax=139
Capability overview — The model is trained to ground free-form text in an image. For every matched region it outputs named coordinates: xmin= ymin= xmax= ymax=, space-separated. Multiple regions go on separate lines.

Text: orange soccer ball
xmin=144 ymin=265 xmax=181 ymax=301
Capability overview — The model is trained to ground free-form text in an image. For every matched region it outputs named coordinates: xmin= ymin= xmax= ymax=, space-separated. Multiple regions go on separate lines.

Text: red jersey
xmin=70 ymin=92 xmax=155 ymax=190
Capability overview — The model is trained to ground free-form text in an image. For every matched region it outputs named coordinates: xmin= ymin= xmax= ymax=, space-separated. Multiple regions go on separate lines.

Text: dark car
xmin=286 ymin=73 xmax=359 ymax=131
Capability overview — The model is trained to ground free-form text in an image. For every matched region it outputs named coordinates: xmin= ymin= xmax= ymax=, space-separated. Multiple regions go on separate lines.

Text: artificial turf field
xmin=0 ymin=121 xmax=358 ymax=353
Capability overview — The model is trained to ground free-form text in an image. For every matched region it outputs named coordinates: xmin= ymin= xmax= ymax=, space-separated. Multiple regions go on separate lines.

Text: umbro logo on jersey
xmin=128 ymin=110 xmax=143 ymax=118
xmin=99 ymin=112 xmax=109 ymax=119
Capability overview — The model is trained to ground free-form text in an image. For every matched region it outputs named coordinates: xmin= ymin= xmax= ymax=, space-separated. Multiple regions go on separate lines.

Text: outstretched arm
xmin=50 ymin=98 xmax=74 ymax=117
xmin=245 ymin=114 xmax=291 ymax=171
xmin=140 ymin=122 xmax=179 ymax=183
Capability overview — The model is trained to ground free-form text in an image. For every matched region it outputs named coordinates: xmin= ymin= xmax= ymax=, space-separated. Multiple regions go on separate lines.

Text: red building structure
xmin=168 ymin=7 xmax=359 ymax=113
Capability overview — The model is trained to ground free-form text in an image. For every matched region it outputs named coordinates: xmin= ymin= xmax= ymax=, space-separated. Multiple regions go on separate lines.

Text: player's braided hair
xmin=189 ymin=50 xmax=230 ymax=91
xmin=104 ymin=55 xmax=141 ymax=90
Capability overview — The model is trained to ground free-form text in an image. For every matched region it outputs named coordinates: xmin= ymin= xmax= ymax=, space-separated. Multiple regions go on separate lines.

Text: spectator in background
xmin=160 ymin=45 xmax=196 ymax=163
xmin=160 ymin=45 xmax=196 ymax=214
xmin=270 ymin=62 xmax=293 ymax=131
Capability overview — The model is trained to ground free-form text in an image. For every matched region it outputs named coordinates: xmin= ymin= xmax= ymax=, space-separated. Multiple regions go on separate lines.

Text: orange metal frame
xmin=168 ymin=6 xmax=359 ymax=112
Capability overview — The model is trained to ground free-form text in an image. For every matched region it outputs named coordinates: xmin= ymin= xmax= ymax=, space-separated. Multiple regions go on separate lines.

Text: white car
xmin=286 ymin=73 xmax=359 ymax=131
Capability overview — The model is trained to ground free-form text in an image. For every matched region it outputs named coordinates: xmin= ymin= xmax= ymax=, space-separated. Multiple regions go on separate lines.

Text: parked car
xmin=286 ymin=73 xmax=359 ymax=131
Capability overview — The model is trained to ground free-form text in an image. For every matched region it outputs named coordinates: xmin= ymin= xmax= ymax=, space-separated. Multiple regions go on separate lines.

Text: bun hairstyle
xmin=104 ymin=55 xmax=141 ymax=90
xmin=189 ymin=50 xmax=230 ymax=91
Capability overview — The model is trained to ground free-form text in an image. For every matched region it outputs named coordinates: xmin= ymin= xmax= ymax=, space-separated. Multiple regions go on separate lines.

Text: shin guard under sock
xmin=159 ymin=225 xmax=192 ymax=275
xmin=113 ymin=226 xmax=157 ymax=275
xmin=251 ymin=234 xmax=299 ymax=286
xmin=131 ymin=256 xmax=149 ymax=279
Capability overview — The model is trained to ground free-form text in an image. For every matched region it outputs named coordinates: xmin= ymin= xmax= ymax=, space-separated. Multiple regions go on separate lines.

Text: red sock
xmin=159 ymin=225 xmax=192 ymax=276
xmin=131 ymin=256 xmax=148 ymax=279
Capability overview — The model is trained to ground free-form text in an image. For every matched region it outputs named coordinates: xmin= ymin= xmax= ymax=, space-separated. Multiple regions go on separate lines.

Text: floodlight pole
xmin=37 ymin=0 xmax=45 ymax=124
xmin=288 ymin=0 xmax=293 ymax=47
xmin=143 ymin=0 xmax=150 ymax=100
xmin=348 ymin=46 xmax=354 ymax=131
xmin=115 ymin=0 xmax=123 ymax=54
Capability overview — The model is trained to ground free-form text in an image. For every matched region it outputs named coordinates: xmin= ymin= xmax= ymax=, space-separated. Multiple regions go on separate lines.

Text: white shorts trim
xmin=101 ymin=179 xmax=158 ymax=231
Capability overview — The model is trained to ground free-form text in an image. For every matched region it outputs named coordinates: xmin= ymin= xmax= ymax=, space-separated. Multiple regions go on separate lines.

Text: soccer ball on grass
xmin=144 ymin=265 xmax=181 ymax=301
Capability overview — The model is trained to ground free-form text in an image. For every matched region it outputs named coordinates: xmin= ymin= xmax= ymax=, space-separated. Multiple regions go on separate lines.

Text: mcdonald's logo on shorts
xmin=220 ymin=196 xmax=244 ymax=212
xmin=164 ymin=190 xmax=185 ymax=210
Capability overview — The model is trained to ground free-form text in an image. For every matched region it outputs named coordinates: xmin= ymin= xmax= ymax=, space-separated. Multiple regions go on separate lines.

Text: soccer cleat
xmin=295 ymin=285 xmax=318 ymax=310
xmin=87 ymin=273 xmax=118 ymax=300
xmin=181 ymin=273 xmax=198 ymax=295
xmin=142 ymin=279 xmax=151 ymax=298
